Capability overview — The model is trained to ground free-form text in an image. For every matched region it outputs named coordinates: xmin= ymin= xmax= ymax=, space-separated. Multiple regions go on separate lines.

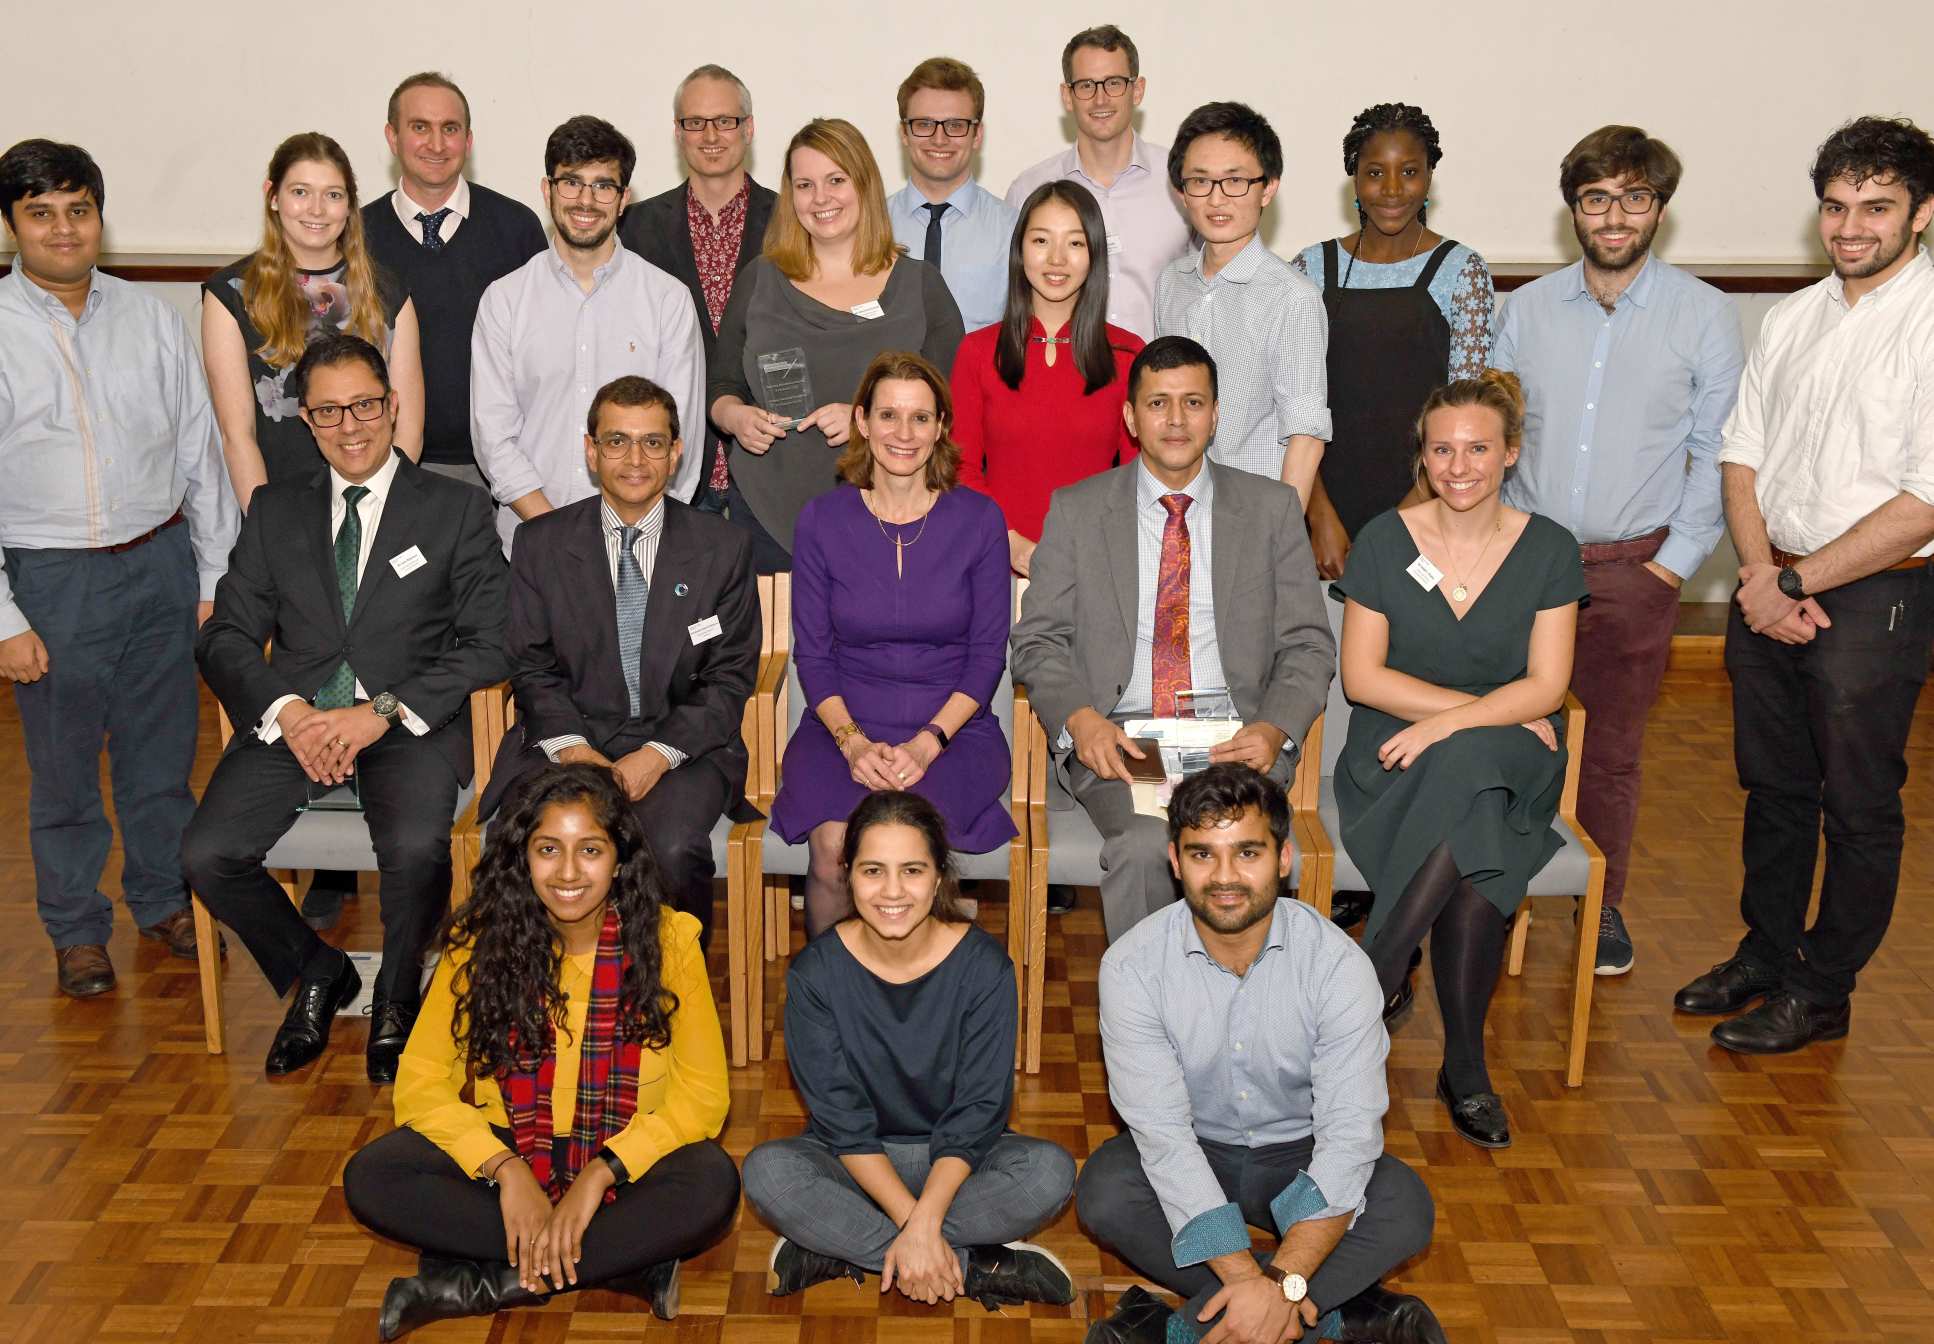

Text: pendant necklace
xmin=1441 ymin=508 xmax=1502 ymax=604
xmin=865 ymin=489 xmax=932 ymax=580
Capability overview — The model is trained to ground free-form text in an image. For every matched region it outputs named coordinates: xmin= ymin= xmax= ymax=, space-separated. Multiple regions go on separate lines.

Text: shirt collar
xmin=394 ymin=177 xmax=471 ymax=230
xmin=894 ymin=179 xmax=984 ymax=218
xmin=548 ymin=236 xmax=626 ymax=288
xmin=1558 ymin=251 xmax=1657 ymax=308
xmin=1136 ymin=454 xmax=1213 ymax=509
xmin=1182 ymin=234 xmax=1269 ymax=285
xmin=686 ymin=176 xmax=749 ymax=225
xmin=1825 ymin=244 xmax=1932 ymax=309
xmin=5 ymin=263 xmax=106 ymax=322
xmin=601 ymin=495 xmax=666 ymax=542
xmin=328 ymin=447 xmax=403 ymax=507
xmin=1180 ymin=897 xmax=1290 ymax=973
xmin=1064 ymin=134 xmax=1154 ymax=186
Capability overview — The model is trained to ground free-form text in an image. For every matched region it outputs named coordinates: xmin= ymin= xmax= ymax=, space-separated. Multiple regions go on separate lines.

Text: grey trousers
xmin=742 ymin=1132 xmax=1076 ymax=1273
xmin=1064 ymin=759 xmax=1178 ymax=943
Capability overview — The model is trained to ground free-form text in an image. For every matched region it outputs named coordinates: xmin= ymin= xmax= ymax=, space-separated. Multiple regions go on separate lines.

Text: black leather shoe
xmin=1710 ymin=991 xmax=1849 ymax=1055
xmin=265 ymin=953 xmax=361 ymax=1076
xmin=1046 ymin=884 xmax=1076 ymax=915
xmin=1673 ymin=955 xmax=1781 ymax=1015
xmin=379 ymin=1257 xmax=542 ymax=1341
xmin=1333 ymin=1282 xmax=1449 ymax=1343
xmin=1084 ymin=1285 xmax=1174 ymax=1344
xmin=1330 ymin=888 xmax=1374 ymax=929
xmin=605 ymin=1258 xmax=680 ymax=1320
xmin=366 ymin=998 xmax=418 ymax=1084
xmin=1436 ymin=1068 xmax=1510 ymax=1149
xmin=766 ymin=1236 xmax=864 ymax=1296
xmin=1383 ymin=947 xmax=1425 ymax=1028
xmin=962 ymin=1241 xmax=1075 ymax=1309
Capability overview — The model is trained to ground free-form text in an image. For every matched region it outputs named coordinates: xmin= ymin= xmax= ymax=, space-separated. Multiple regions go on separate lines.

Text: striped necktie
xmin=615 ymin=525 xmax=649 ymax=717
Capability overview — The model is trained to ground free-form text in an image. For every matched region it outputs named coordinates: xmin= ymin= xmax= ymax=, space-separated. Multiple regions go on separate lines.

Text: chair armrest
xmin=1017 ymin=685 xmax=1050 ymax=812
xmin=750 ymin=651 xmax=788 ymax=810
xmin=1559 ymin=691 xmax=1588 ymax=822
xmin=1009 ymin=682 xmax=1032 ymax=811
xmin=468 ymin=681 xmax=513 ymax=797
xmin=1289 ymin=712 xmax=1323 ymax=812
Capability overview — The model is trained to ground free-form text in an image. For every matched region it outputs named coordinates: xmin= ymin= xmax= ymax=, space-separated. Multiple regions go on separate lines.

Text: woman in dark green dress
xmin=1331 ymin=370 xmax=1585 ymax=1150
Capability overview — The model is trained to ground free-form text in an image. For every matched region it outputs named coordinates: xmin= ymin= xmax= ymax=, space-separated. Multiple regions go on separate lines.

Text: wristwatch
xmin=1262 ymin=1266 xmax=1308 ymax=1304
xmin=369 ymin=691 xmax=404 ymax=728
xmin=1777 ymin=565 xmax=1807 ymax=600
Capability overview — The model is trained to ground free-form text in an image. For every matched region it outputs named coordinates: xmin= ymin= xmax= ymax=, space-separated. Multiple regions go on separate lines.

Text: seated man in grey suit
xmin=479 ymin=375 xmax=760 ymax=948
xmin=1011 ymin=336 xmax=1333 ymax=943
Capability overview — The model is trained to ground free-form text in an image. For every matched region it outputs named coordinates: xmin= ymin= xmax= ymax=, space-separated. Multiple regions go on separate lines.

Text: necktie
xmin=1152 ymin=493 xmax=1193 ymax=718
xmin=416 ymin=208 xmax=452 ymax=251
xmin=615 ymin=525 xmax=649 ymax=717
xmin=922 ymin=202 xmax=946 ymax=273
xmin=314 ymin=484 xmax=371 ymax=709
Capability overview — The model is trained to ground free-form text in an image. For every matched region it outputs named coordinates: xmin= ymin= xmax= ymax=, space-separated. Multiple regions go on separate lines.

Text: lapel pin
xmin=674 ymin=582 xmax=690 ymax=597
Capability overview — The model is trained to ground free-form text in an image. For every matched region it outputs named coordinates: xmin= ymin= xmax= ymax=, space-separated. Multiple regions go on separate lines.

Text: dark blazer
xmin=197 ymin=453 xmax=511 ymax=779
xmin=479 ymin=494 xmax=761 ymax=819
xmin=618 ymin=177 xmax=778 ymax=365
xmin=1010 ymin=460 xmax=1335 ymax=777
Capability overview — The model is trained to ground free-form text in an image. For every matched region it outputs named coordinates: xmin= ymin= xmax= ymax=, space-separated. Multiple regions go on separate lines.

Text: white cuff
xmin=540 ymin=733 xmax=590 ymax=762
xmin=647 ymin=741 xmax=687 ymax=769
xmin=257 ymin=693 xmax=303 ymax=744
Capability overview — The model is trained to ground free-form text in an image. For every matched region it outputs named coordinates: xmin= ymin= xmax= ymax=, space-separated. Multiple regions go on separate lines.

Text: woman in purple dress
xmin=769 ymin=351 xmax=1017 ymax=937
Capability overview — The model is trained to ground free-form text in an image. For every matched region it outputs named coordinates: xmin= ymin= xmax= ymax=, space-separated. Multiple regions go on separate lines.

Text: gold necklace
xmin=1438 ymin=506 xmax=1503 ymax=604
xmin=865 ymin=489 xmax=933 ymax=580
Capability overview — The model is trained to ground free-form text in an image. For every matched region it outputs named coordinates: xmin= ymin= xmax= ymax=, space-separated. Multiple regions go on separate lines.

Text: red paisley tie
xmin=1153 ymin=493 xmax=1193 ymax=717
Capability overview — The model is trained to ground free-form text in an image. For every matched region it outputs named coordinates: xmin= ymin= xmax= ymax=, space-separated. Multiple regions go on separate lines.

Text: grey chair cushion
xmin=1315 ymin=779 xmax=1588 ymax=897
xmin=264 ymin=781 xmax=476 ymax=872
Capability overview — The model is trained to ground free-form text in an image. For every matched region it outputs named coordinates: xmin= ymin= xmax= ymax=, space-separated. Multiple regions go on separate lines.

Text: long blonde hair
xmin=1412 ymin=368 xmax=1524 ymax=494
xmin=763 ymin=118 xmax=900 ymax=281
xmin=243 ymin=132 xmax=389 ymax=368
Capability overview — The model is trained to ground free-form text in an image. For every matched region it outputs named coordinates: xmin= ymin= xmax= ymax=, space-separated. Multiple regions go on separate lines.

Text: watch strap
xmin=596 ymin=1144 xmax=631 ymax=1186
xmin=921 ymin=722 xmax=951 ymax=750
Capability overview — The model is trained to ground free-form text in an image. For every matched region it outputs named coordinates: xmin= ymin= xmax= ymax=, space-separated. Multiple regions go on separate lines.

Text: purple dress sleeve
xmin=790 ymin=496 xmax=839 ymax=713
xmin=955 ymin=495 xmax=1012 ymax=708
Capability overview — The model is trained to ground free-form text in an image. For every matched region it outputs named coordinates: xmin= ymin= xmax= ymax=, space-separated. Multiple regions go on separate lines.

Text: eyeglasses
xmin=304 ymin=396 xmax=387 ymax=427
xmin=595 ymin=432 xmax=674 ymax=459
xmin=1576 ymin=188 xmax=1659 ymax=215
xmin=903 ymin=117 xmax=980 ymax=139
xmin=550 ymin=175 xmax=623 ymax=204
xmin=676 ymin=115 xmax=745 ymax=133
xmin=1180 ymin=175 xmax=1270 ymax=199
xmin=1068 ymin=75 xmax=1133 ymax=100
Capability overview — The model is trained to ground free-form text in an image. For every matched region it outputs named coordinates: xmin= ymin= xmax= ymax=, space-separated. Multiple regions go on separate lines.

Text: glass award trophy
xmin=756 ymin=348 xmax=815 ymax=424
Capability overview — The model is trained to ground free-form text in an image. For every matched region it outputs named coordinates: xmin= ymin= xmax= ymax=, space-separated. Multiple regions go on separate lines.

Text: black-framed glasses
xmin=903 ymin=117 xmax=980 ymax=139
xmin=304 ymin=396 xmax=387 ymax=427
xmin=550 ymin=175 xmax=623 ymax=204
xmin=1181 ymin=175 xmax=1270 ymax=199
xmin=1576 ymin=188 xmax=1659 ymax=215
xmin=595 ymin=431 xmax=674 ymax=459
xmin=676 ymin=115 xmax=745 ymax=133
xmin=1068 ymin=75 xmax=1133 ymax=100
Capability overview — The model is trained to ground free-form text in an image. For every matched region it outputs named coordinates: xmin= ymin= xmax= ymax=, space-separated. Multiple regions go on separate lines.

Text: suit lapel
xmin=347 ymin=454 xmax=419 ymax=628
xmin=636 ymin=505 xmax=703 ymax=716
xmin=1104 ymin=464 xmax=1140 ymax=650
xmin=667 ymin=191 xmax=701 ymax=291
xmin=1209 ymin=462 xmax=1240 ymax=629
xmin=566 ymin=500 xmax=623 ymax=696
xmin=307 ymin=475 xmax=346 ymax=635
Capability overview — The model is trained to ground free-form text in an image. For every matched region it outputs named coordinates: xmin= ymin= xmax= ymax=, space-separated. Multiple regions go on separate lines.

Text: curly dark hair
xmin=439 ymin=764 xmax=678 ymax=1075
xmin=1811 ymin=116 xmax=1934 ymax=214
xmin=1166 ymin=763 xmax=1291 ymax=851
xmin=544 ymin=114 xmax=637 ymax=187
xmin=1342 ymin=102 xmax=1443 ymax=175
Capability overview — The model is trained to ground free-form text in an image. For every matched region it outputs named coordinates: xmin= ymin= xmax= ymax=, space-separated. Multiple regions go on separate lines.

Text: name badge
xmin=389 ymin=545 xmax=427 ymax=577
xmin=1106 ymin=232 xmax=1124 ymax=256
xmin=688 ymin=615 xmax=723 ymax=645
xmin=850 ymin=299 xmax=885 ymax=320
xmin=1405 ymin=553 xmax=1444 ymax=591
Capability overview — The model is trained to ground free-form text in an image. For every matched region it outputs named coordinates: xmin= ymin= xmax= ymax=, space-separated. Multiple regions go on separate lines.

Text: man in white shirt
xmin=1677 ymin=116 xmax=1934 ymax=1055
xmin=1003 ymin=25 xmax=1189 ymax=341
xmin=472 ymin=116 xmax=706 ymax=554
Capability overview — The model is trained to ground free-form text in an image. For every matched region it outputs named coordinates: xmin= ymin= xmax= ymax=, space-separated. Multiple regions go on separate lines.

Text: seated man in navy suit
xmin=480 ymin=375 xmax=760 ymax=946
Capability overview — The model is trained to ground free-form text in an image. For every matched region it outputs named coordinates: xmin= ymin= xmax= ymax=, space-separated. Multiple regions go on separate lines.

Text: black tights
xmin=1367 ymin=842 xmax=1509 ymax=1096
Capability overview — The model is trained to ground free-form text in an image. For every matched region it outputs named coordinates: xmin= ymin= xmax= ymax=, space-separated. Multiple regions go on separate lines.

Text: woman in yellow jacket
xmin=344 ymin=764 xmax=738 ymax=1340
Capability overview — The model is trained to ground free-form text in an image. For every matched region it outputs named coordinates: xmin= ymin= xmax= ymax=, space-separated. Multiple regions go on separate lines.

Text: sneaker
xmin=1592 ymin=907 xmax=1634 ymax=976
xmin=1085 ymin=1285 xmax=1173 ymax=1343
xmin=766 ymin=1236 xmax=864 ymax=1296
xmin=961 ymin=1241 xmax=1076 ymax=1309
xmin=1046 ymin=884 xmax=1076 ymax=915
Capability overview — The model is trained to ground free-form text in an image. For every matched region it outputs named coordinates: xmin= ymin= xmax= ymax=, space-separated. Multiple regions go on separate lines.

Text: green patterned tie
xmin=313 ymin=485 xmax=371 ymax=709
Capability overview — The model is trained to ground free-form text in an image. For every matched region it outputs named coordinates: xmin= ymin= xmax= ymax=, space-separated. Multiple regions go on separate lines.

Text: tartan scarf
xmin=498 ymin=903 xmax=641 ymax=1204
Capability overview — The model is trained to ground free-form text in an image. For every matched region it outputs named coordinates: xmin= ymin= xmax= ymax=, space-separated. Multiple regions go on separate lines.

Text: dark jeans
xmin=724 ymin=479 xmax=792 ymax=575
xmin=1571 ymin=536 xmax=1682 ymax=908
xmin=6 ymin=525 xmax=199 ymax=946
xmin=1077 ymin=1131 xmax=1433 ymax=1329
xmin=181 ymin=729 xmax=459 ymax=1004
xmin=1724 ymin=564 xmax=1933 ymax=1005
xmin=344 ymin=1125 xmax=739 ymax=1283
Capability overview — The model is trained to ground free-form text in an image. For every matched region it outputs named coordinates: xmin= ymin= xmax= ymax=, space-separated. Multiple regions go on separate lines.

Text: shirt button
xmin=1233 ymin=1042 xmax=1243 ymax=1051
xmin=1585 ymin=403 xmax=1594 ymax=411
xmin=1594 ymin=361 xmax=1602 ymax=368
xmin=1239 ymin=1091 xmax=1248 ymax=1100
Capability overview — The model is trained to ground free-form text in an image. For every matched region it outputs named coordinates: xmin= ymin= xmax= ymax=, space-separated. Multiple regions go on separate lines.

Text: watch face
xmin=1283 ymin=1273 xmax=1307 ymax=1302
xmin=371 ymin=692 xmax=399 ymax=716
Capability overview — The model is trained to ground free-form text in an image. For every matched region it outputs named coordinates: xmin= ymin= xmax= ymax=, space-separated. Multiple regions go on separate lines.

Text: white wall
xmin=4 ymin=0 xmax=1929 ymax=261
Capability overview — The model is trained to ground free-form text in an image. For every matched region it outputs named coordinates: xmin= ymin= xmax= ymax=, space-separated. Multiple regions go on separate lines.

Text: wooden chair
xmin=190 ymin=682 xmax=513 ymax=1055
xmin=1296 ymin=598 xmax=1607 ymax=1087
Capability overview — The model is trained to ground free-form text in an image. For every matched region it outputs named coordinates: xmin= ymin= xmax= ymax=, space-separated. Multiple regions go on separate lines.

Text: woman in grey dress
xmin=709 ymin=118 xmax=965 ymax=572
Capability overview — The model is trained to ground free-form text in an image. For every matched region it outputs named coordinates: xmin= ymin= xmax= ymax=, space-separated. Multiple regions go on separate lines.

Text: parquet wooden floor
xmin=2 ymin=660 xmax=1931 ymax=1344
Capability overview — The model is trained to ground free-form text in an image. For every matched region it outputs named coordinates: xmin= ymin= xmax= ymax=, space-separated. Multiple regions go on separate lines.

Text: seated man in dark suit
xmin=479 ymin=375 xmax=759 ymax=947
xmin=183 ymin=333 xmax=510 ymax=1083
xmin=1010 ymin=336 xmax=1334 ymax=944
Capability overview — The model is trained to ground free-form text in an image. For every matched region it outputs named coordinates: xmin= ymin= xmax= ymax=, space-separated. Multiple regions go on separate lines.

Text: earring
xmin=1352 ymin=196 xmax=1361 ymax=210
xmin=1423 ymin=197 xmax=1431 ymax=208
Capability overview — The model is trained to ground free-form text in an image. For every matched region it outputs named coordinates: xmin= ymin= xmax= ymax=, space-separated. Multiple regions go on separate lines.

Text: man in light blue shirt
xmin=0 ymin=140 xmax=238 ymax=997
xmin=1492 ymin=126 xmax=1743 ymax=975
xmin=886 ymin=57 xmax=1017 ymax=332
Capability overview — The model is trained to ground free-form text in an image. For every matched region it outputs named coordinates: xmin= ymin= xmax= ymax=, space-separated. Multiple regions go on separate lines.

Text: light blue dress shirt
xmin=886 ymin=180 xmax=1018 ymax=332
xmin=1492 ymin=255 xmax=1743 ymax=580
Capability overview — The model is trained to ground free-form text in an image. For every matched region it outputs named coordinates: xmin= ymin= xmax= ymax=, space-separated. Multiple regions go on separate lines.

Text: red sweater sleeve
xmin=951 ymin=331 xmax=991 ymax=495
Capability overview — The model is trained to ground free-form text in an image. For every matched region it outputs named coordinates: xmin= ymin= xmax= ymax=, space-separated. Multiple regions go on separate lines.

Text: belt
xmin=1578 ymin=527 xmax=1668 ymax=565
xmin=94 ymin=510 xmax=184 ymax=555
xmin=1769 ymin=544 xmax=1927 ymax=575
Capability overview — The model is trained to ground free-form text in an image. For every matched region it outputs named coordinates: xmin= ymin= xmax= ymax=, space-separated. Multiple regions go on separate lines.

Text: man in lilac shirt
xmin=1003 ymin=24 xmax=1189 ymax=341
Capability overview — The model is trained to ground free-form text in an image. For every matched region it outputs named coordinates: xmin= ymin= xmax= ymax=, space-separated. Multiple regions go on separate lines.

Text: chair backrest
xmin=1320 ymin=593 xmax=1352 ymax=775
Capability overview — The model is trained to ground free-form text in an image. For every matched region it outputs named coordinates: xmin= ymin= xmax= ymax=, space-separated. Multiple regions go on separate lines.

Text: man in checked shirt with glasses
xmin=1078 ymin=764 xmax=1443 ymax=1344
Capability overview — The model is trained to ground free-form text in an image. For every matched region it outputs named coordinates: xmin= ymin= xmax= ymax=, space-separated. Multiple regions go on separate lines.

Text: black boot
xmin=961 ymin=1241 xmax=1075 ymax=1308
xmin=378 ymin=1257 xmax=543 ymax=1341
xmin=1085 ymin=1285 xmax=1174 ymax=1343
xmin=766 ymin=1236 xmax=865 ymax=1296
xmin=604 ymin=1258 xmax=680 ymax=1320
xmin=1332 ymin=1282 xmax=1448 ymax=1343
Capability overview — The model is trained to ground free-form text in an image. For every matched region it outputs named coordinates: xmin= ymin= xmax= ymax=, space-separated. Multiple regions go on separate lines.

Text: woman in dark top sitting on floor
xmin=742 ymin=791 xmax=1076 ymax=1310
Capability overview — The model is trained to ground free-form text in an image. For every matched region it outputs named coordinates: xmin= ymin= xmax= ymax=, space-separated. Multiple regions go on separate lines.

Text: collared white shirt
xmin=1719 ymin=247 xmax=1934 ymax=555
xmin=886 ymin=179 xmax=1019 ymax=330
xmin=536 ymin=498 xmax=685 ymax=769
xmin=1117 ymin=457 xmax=1225 ymax=716
xmin=471 ymin=241 xmax=706 ymax=553
xmin=391 ymin=177 xmax=472 ymax=245
xmin=256 ymin=450 xmax=429 ymax=741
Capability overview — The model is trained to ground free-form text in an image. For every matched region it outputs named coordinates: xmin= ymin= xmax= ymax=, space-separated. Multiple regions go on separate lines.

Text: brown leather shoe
xmin=138 ymin=907 xmax=209 ymax=960
xmin=56 ymin=944 xmax=116 ymax=998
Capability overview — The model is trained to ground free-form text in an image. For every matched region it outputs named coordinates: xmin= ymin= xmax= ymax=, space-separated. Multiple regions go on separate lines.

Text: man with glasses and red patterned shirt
xmin=619 ymin=66 xmax=776 ymax=516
